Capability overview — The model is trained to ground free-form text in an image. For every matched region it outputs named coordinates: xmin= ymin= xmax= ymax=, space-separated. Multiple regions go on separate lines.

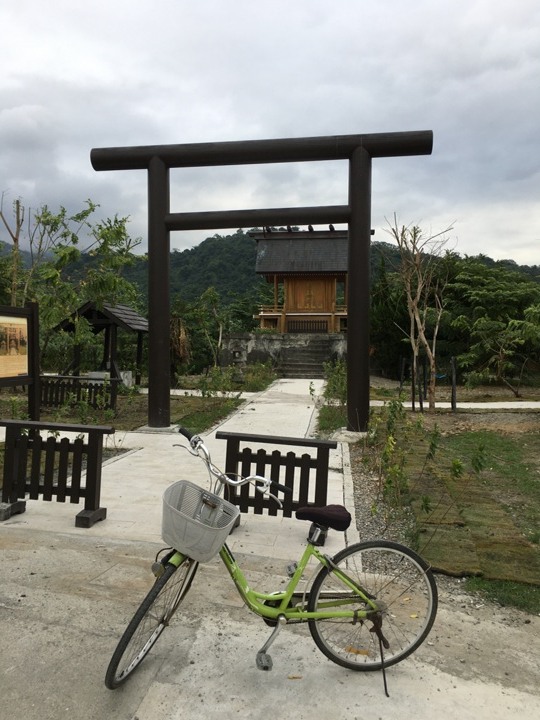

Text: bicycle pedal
xmin=256 ymin=652 xmax=273 ymax=671
xmin=286 ymin=562 xmax=298 ymax=577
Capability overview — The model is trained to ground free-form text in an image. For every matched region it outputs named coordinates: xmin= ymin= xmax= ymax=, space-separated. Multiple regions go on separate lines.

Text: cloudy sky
xmin=1 ymin=0 xmax=539 ymax=263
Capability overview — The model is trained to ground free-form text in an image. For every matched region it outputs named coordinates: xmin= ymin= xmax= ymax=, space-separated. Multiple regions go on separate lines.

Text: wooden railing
xmin=215 ymin=431 xmax=337 ymax=517
xmin=40 ymin=375 xmax=119 ymax=411
xmin=0 ymin=419 xmax=114 ymax=528
xmin=257 ymin=306 xmax=347 ymax=333
xmin=286 ymin=319 xmax=328 ymax=333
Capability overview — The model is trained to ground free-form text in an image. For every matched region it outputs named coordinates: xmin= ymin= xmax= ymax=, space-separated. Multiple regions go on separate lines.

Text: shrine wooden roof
xmin=252 ymin=230 xmax=348 ymax=275
xmin=55 ymin=302 xmax=148 ymax=334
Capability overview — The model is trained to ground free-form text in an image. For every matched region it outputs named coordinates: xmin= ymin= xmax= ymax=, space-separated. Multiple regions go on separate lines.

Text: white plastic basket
xmin=162 ymin=480 xmax=240 ymax=563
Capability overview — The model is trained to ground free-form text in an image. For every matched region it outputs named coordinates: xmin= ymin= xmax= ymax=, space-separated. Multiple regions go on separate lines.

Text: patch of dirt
xmin=420 ymin=410 xmax=540 ymax=435
xmin=370 ymin=374 xmax=540 ymax=403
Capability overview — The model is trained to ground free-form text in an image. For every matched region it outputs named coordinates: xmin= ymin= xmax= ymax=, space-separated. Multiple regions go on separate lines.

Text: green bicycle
xmin=105 ymin=428 xmax=438 ymax=691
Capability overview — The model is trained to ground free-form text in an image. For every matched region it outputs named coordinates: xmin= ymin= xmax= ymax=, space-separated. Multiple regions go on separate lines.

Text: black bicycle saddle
xmin=295 ymin=505 xmax=351 ymax=532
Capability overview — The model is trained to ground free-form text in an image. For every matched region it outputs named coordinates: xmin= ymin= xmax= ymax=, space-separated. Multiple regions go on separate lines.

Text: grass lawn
xmin=366 ymin=408 xmax=540 ymax=613
xmin=316 ymin=389 xmax=540 ymax=613
xmin=0 ymin=391 xmax=242 ymax=493
xmin=0 ymin=390 xmax=241 ymax=434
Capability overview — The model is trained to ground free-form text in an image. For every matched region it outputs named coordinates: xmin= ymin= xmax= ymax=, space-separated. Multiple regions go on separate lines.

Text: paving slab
xmin=1 ymin=379 xmax=539 ymax=720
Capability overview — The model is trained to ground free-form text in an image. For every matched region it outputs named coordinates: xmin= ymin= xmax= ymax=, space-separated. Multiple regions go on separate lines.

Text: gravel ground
xmin=348 ymin=440 xmax=416 ymax=546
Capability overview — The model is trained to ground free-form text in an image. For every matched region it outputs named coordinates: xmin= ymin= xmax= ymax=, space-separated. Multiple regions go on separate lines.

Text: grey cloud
xmin=1 ymin=0 xmax=539 ymax=262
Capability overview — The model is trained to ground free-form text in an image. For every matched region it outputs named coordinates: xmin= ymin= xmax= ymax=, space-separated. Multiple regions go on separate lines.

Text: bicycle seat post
xmin=307 ymin=523 xmax=328 ymax=546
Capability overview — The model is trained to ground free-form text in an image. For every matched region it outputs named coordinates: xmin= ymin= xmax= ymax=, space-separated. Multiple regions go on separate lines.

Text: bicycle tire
xmin=105 ymin=557 xmax=198 ymax=689
xmin=308 ymin=540 xmax=437 ymax=671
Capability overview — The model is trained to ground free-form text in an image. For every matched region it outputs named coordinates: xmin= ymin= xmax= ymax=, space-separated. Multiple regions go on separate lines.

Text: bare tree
xmin=387 ymin=216 xmax=454 ymax=410
xmin=0 ymin=194 xmax=24 ymax=305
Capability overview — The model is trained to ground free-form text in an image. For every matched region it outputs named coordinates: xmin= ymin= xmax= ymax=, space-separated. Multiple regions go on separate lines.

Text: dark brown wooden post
xmin=136 ymin=331 xmax=144 ymax=386
xmin=347 ymin=147 xmax=372 ymax=432
xmin=28 ymin=301 xmax=41 ymax=421
xmin=148 ymin=156 xmax=171 ymax=427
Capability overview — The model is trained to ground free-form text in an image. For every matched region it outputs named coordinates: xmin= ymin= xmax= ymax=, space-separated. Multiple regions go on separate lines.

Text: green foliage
xmin=6 ymin=202 xmax=540 ymax=390
xmin=171 ymin=397 xmax=241 ymax=435
xmin=370 ymin=255 xmax=410 ymax=376
xmin=196 ymin=366 xmax=238 ymax=397
xmin=0 ymin=251 xmax=11 ymax=304
xmin=0 ymin=391 xmax=29 ymax=420
xmin=317 ymin=404 xmax=347 ymax=433
xmin=123 ymin=229 xmax=266 ymax=305
xmin=322 ymin=359 xmax=347 ymax=406
xmin=464 ymin=577 xmax=540 ymax=614
xmin=240 ymin=362 xmax=277 ymax=391
xmin=447 ymin=259 xmax=540 ymax=391
xmin=0 ymin=199 xmax=143 ymax=374
xmin=195 ymin=362 xmax=276 ymax=396
xmin=365 ymin=399 xmax=411 ymax=506
xmin=426 ymin=424 xmax=441 ymax=460
xmin=367 ymin=244 xmax=540 ymax=382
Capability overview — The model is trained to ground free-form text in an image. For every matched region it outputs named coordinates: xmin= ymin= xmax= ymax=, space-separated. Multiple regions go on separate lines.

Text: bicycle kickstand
xmin=256 ymin=616 xmax=286 ymax=671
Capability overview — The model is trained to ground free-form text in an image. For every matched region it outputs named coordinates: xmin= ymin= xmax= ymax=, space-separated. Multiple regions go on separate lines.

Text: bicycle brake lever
xmin=252 ymin=478 xmax=283 ymax=509
xmin=267 ymin=492 xmax=283 ymax=509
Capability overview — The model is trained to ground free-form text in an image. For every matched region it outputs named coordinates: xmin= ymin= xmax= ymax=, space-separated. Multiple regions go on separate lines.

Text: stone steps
xmin=279 ymin=337 xmax=333 ymax=378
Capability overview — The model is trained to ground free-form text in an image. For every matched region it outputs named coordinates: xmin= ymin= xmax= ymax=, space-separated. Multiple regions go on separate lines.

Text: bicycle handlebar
xmin=177 ymin=426 xmax=292 ymax=503
xmin=178 ymin=426 xmax=198 ymax=443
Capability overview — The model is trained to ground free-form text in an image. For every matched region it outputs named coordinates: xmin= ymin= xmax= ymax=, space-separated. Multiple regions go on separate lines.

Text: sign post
xmin=0 ymin=303 xmax=40 ymax=420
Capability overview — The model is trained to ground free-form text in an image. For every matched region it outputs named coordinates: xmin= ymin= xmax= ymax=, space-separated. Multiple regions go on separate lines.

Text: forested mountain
xmin=4 ymin=227 xmax=540 ymax=382
xmin=172 ymin=230 xmax=261 ymax=301
xmin=123 ymin=231 xmax=540 ymax=306
xmin=3 ymin=231 xmax=540 ymax=308
xmin=122 ymin=230 xmax=403 ymax=304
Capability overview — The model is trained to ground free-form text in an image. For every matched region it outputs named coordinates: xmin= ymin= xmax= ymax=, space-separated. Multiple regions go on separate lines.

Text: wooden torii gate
xmin=91 ymin=131 xmax=433 ymax=430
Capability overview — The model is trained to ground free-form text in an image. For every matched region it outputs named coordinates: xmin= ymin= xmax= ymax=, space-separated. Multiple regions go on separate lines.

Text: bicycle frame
xmin=168 ymin=540 xmax=379 ymax=623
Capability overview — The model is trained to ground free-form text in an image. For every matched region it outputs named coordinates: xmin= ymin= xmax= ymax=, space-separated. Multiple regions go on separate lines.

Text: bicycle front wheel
xmin=105 ymin=557 xmax=198 ymax=689
xmin=308 ymin=540 xmax=437 ymax=671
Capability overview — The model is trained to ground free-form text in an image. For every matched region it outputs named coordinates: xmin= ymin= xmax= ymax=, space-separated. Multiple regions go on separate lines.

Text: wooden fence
xmin=40 ymin=375 xmax=119 ymax=411
xmin=0 ymin=419 xmax=114 ymax=527
xmin=215 ymin=431 xmax=337 ymax=517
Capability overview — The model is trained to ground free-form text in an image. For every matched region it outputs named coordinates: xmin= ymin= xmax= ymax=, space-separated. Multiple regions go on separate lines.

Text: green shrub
xmin=322 ymin=359 xmax=347 ymax=405
xmin=241 ymin=362 xmax=277 ymax=392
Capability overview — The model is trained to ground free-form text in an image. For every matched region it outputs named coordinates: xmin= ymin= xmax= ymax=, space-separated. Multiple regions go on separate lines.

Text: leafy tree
xmin=0 ymin=195 xmax=142 ymax=371
xmin=0 ymin=197 xmax=98 ymax=307
xmin=447 ymin=259 xmax=540 ymax=393
xmin=457 ymin=317 xmax=528 ymax=395
xmin=370 ymin=254 xmax=410 ymax=377
xmin=78 ymin=215 xmax=141 ymax=306
xmin=193 ymin=287 xmax=224 ymax=368
xmin=446 ymin=258 xmax=540 ymax=322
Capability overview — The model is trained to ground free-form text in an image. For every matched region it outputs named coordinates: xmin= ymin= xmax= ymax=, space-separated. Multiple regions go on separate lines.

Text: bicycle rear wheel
xmin=105 ymin=557 xmax=198 ymax=689
xmin=308 ymin=540 xmax=437 ymax=671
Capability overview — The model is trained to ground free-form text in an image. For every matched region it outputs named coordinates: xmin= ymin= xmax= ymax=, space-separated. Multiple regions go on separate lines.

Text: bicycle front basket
xmin=162 ymin=480 xmax=239 ymax=563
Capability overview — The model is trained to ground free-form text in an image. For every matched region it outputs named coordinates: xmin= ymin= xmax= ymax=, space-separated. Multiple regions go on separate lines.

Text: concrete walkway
xmin=1 ymin=379 xmax=539 ymax=720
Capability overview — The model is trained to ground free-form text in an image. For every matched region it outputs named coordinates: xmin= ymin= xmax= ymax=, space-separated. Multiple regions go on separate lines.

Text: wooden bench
xmin=0 ymin=419 xmax=114 ymax=528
